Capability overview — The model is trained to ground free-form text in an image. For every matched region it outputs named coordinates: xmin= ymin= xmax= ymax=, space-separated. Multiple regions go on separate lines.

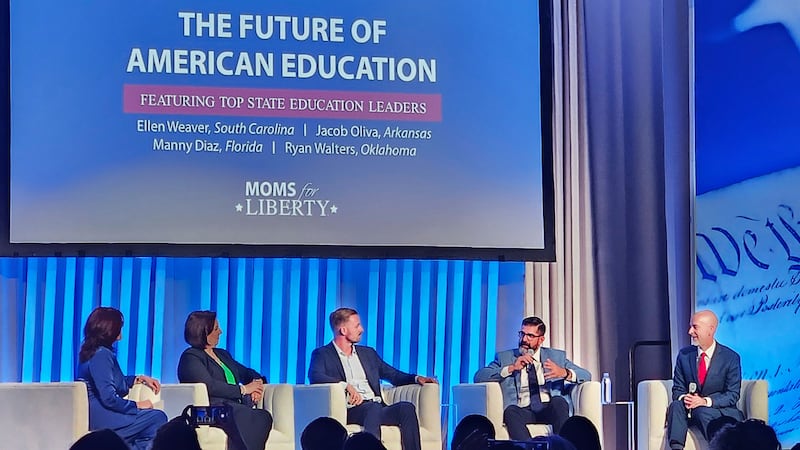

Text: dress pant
xmin=227 ymin=402 xmax=273 ymax=450
xmin=114 ymin=408 xmax=168 ymax=450
xmin=503 ymin=396 xmax=570 ymax=440
xmin=666 ymin=400 xmax=723 ymax=449
xmin=347 ymin=400 xmax=422 ymax=450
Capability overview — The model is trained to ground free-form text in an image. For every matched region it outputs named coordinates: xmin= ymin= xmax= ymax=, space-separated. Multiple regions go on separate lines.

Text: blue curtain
xmin=0 ymin=256 xmax=523 ymax=407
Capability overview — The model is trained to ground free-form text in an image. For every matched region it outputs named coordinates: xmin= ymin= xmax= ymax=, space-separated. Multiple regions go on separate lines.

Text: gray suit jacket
xmin=474 ymin=347 xmax=591 ymax=410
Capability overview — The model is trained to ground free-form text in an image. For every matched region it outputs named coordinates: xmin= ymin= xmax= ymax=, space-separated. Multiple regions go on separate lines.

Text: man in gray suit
xmin=474 ymin=316 xmax=591 ymax=439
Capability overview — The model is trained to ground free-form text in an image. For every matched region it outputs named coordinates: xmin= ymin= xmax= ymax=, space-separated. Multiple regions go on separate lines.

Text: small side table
xmin=607 ymin=401 xmax=634 ymax=450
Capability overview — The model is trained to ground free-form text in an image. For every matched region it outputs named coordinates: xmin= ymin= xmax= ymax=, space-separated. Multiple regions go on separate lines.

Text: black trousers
xmin=347 ymin=400 xmax=422 ymax=450
xmin=228 ymin=402 xmax=273 ymax=450
xmin=503 ymin=396 xmax=570 ymax=440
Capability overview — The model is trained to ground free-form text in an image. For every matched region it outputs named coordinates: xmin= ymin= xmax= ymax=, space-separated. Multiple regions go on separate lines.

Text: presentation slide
xmin=695 ymin=1 xmax=800 ymax=445
xmin=8 ymin=0 xmax=551 ymax=255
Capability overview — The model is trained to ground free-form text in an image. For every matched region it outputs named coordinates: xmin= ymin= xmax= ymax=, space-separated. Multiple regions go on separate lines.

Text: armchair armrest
xmin=262 ymin=383 xmax=295 ymax=447
xmin=570 ymin=381 xmax=603 ymax=442
xmin=637 ymin=380 xmax=671 ymax=450
xmin=740 ymin=380 xmax=768 ymax=421
xmin=293 ymin=384 xmax=347 ymax=449
xmin=452 ymin=383 xmax=505 ymax=437
xmin=126 ymin=383 xmax=164 ymax=410
xmin=381 ymin=383 xmax=442 ymax=439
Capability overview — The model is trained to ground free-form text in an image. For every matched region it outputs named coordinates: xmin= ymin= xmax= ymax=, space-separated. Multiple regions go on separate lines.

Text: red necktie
xmin=698 ymin=352 xmax=708 ymax=386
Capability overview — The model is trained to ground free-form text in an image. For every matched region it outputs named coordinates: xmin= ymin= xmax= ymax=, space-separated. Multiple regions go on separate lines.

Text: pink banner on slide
xmin=123 ymin=84 xmax=441 ymax=122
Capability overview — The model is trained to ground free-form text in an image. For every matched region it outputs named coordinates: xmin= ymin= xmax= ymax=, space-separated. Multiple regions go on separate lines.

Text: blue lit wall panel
xmin=0 ymin=256 xmax=521 ymax=407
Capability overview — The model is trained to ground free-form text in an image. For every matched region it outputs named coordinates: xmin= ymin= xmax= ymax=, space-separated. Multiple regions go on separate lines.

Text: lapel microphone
xmin=687 ymin=382 xmax=697 ymax=419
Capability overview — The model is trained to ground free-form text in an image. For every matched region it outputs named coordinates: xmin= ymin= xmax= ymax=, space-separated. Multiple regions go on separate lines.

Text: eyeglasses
xmin=518 ymin=331 xmax=544 ymax=339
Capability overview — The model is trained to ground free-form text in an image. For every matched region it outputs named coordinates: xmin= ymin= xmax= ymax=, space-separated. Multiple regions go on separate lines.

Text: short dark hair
xmin=329 ymin=307 xmax=358 ymax=331
xmin=184 ymin=311 xmax=217 ymax=348
xmin=522 ymin=316 xmax=546 ymax=335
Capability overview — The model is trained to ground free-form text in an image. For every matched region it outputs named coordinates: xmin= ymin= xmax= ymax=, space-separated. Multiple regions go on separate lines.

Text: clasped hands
xmin=243 ymin=379 xmax=265 ymax=403
xmin=683 ymin=393 xmax=707 ymax=410
xmin=511 ymin=354 xmax=568 ymax=380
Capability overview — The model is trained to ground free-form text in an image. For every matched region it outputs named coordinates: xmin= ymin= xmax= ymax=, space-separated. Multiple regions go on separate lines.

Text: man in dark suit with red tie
xmin=666 ymin=310 xmax=744 ymax=450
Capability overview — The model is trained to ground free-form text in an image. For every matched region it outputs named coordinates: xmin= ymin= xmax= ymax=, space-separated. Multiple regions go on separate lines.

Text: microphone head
xmin=688 ymin=382 xmax=697 ymax=393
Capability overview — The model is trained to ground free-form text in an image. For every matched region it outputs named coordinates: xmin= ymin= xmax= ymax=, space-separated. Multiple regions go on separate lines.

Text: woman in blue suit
xmin=76 ymin=307 xmax=167 ymax=450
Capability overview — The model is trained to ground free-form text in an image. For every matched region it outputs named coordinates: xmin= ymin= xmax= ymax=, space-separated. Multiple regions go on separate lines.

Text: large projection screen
xmin=2 ymin=0 xmax=556 ymax=260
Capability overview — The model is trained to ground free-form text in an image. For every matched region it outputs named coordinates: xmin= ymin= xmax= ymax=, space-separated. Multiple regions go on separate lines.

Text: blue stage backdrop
xmin=0 ymin=256 xmax=522 ymax=406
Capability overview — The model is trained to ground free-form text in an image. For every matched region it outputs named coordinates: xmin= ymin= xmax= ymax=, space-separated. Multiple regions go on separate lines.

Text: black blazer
xmin=671 ymin=342 xmax=744 ymax=420
xmin=177 ymin=347 xmax=265 ymax=404
xmin=308 ymin=343 xmax=416 ymax=399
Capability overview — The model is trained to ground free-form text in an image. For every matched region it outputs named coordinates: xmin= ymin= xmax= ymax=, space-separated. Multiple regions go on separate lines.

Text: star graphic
xmin=330 ymin=205 xmax=338 ymax=214
xmin=734 ymin=0 xmax=800 ymax=50
xmin=235 ymin=203 xmax=243 ymax=212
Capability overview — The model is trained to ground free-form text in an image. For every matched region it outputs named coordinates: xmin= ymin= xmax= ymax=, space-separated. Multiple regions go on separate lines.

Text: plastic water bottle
xmin=601 ymin=372 xmax=612 ymax=405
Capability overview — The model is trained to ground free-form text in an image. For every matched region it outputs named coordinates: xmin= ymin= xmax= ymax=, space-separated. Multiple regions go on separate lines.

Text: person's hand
xmin=345 ymin=384 xmax=364 ymax=406
xmin=138 ymin=375 xmax=161 ymax=394
xmin=683 ymin=393 xmax=706 ymax=410
xmin=511 ymin=353 xmax=534 ymax=372
xmin=251 ymin=390 xmax=262 ymax=404
xmin=136 ymin=399 xmax=154 ymax=409
xmin=416 ymin=376 xmax=438 ymax=385
xmin=543 ymin=359 xmax=568 ymax=380
xmin=243 ymin=380 xmax=264 ymax=396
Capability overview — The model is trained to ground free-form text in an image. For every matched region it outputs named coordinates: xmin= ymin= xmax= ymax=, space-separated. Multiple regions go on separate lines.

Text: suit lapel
xmin=689 ymin=346 xmax=699 ymax=384
xmin=328 ymin=343 xmax=347 ymax=381
xmin=703 ymin=345 xmax=723 ymax=386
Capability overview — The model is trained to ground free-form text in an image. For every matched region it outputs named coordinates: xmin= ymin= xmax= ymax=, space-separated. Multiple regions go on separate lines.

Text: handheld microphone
xmin=524 ymin=349 xmax=536 ymax=369
xmin=687 ymin=382 xmax=697 ymax=418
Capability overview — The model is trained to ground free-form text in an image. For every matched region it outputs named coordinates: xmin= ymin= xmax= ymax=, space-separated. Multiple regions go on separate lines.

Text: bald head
xmin=689 ymin=310 xmax=719 ymax=350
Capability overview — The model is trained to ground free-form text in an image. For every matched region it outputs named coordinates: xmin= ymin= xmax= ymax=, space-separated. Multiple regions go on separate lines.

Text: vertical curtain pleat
xmin=525 ymin=0 xmax=599 ymax=380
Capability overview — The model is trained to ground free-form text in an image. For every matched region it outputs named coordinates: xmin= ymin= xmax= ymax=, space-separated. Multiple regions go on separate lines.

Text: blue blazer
xmin=672 ymin=343 xmax=744 ymax=420
xmin=474 ymin=347 xmax=592 ymax=410
xmin=308 ymin=343 xmax=417 ymax=399
xmin=76 ymin=346 xmax=139 ymax=430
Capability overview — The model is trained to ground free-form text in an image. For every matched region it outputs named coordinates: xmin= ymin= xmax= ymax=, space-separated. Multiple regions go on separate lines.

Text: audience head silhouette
xmin=559 ymin=415 xmax=601 ymax=450
xmin=451 ymin=414 xmax=496 ymax=450
xmin=706 ymin=416 xmax=739 ymax=444
xmin=343 ymin=431 xmax=387 ymax=450
xmin=301 ymin=416 xmax=348 ymax=450
xmin=70 ymin=429 xmax=128 ymax=450
xmin=708 ymin=419 xmax=780 ymax=450
xmin=152 ymin=417 xmax=202 ymax=450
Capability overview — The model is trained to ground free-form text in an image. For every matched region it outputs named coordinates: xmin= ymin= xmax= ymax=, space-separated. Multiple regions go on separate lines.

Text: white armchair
xmin=293 ymin=383 xmax=442 ymax=450
xmin=636 ymin=379 xmax=768 ymax=450
xmin=130 ymin=382 xmax=294 ymax=450
xmin=0 ymin=382 xmax=89 ymax=450
xmin=451 ymin=381 xmax=603 ymax=442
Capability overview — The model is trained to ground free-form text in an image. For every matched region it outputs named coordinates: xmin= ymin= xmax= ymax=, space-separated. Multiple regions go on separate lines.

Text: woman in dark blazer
xmin=76 ymin=307 xmax=167 ymax=450
xmin=177 ymin=311 xmax=273 ymax=450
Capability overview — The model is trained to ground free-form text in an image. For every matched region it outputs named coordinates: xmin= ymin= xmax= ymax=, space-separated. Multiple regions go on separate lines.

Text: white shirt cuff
xmin=500 ymin=366 xmax=512 ymax=378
